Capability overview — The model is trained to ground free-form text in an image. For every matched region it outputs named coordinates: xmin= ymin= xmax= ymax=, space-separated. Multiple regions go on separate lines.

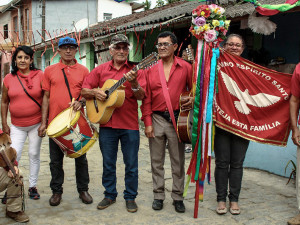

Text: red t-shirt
xmin=42 ymin=60 xmax=89 ymax=124
xmin=291 ymin=63 xmax=300 ymax=124
xmin=141 ymin=57 xmax=193 ymax=127
xmin=3 ymin=70 xmax=43 ymax=127
xmin=82 ymin=60 xmax=146 ymax=130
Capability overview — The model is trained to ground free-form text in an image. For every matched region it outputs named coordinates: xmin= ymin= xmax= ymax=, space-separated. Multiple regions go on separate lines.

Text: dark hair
xmin=157 ymin=31 xmax=178 ymax=44
xmin=224 ymin=34 xmax=245 ymax=48
xmin=11 ymin=46 xmax=38 ymax=75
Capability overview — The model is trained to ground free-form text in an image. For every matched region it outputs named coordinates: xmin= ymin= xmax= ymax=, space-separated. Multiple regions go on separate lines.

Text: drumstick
xmin=67 ymin=98 xmax=75 ymax=129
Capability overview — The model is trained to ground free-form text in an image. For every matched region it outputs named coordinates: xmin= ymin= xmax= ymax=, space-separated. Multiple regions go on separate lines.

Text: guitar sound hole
xmin=105 ymin=90 xmax=110 ymax=99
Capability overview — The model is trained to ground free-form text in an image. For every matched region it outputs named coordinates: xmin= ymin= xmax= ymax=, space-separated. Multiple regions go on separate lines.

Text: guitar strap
xmin=16 ymin=75 xmax=41 ymax=108
xmin=158 ymin=60 xmax=180 ymax=139
xmin=61 ymin=68 xmax=80 ymax=101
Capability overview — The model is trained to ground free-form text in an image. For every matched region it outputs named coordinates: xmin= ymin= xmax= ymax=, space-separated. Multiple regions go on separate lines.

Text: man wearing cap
xmin=38 ymin=37 xmax=93 ymax=206
xmin=81 ymin=34 xmax=145 ymax=213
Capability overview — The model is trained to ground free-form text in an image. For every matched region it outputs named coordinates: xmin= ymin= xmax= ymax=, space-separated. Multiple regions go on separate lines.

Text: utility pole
xmin=42 ymin=0 xmax=46 ymax=41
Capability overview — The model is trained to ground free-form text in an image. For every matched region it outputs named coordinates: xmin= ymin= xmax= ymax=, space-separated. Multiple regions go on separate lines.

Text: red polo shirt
xmin=82 ymin=60 xmax=146 ymax=130
xmin=42 ymin=59 xmax=89 ymax=124
xmin=141 ymin=56 xmax=192 ymax=127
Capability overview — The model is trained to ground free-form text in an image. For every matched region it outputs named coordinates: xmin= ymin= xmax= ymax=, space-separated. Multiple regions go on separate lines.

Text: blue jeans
xmin=99 ymin=128 xmax=139 ymax=201
xmin=214 ymin=127 xmax=249 ymax=202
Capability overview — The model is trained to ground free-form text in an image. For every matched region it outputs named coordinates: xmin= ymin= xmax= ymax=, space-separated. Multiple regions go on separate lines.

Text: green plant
xmin=285 ymin=159 xmax=296 ymax=185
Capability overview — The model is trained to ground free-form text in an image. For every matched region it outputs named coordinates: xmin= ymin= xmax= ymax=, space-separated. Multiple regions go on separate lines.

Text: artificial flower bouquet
xmin=190 ymin=4 xmax=230 ymax=45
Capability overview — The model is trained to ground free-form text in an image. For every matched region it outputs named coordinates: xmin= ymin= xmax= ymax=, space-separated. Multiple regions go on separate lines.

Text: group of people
xmin=1 ymin=30 xmax=300 ymax=225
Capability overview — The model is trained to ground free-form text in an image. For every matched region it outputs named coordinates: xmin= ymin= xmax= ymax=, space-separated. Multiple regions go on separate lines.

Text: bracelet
xmin=131 ymin=83 xmax=141 ymax=92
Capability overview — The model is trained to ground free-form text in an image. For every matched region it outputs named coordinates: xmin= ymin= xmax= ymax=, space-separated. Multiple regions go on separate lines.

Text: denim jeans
xmin=99 ymin=127 xmax=139 ymax=201
xmin=214 ymin=127 xmax=249 ymax=202
xmin=49 ymin=138 xmax=90 ymax=194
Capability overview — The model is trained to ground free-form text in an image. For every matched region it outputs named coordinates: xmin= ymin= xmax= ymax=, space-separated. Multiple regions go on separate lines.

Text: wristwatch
xmin=131 ymin=83 xmax=141 ymax=92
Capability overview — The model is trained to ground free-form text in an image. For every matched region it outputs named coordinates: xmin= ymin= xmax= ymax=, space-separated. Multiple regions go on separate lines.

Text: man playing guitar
xmin=81 ymin=34 xmax=146 ymax=213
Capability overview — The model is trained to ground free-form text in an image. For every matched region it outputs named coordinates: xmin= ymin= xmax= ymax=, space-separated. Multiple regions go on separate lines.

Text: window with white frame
xmin=103 ymin=13 xmax=112 ymax=21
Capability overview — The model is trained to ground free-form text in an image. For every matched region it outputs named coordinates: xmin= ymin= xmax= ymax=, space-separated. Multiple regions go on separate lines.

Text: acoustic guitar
xmin=86 ymin=52 xmax=159 ymax=124
xmin=177 ymin=45 xmax=194 ymax=143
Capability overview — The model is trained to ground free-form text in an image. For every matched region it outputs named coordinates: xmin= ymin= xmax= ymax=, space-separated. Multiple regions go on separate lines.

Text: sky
xmin=0 ymin=0 xmax=155 ymax=8
xmin=0 ymin=0 xmax=12 ymax=7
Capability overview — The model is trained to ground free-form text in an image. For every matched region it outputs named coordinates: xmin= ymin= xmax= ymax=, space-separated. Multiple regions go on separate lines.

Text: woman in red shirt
xmin=1 ymin=46 xmax=43 ymax=200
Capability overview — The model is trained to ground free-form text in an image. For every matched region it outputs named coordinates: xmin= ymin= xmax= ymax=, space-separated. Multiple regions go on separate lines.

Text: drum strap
xmin=62 ymin=69 xmax=80 ymax=101
xmin=16 ymin=75 xmax=41 ymax=108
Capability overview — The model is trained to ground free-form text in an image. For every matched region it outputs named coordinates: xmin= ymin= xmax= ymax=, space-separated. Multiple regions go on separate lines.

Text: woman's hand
xmin=2 ymin=124 xmax=10 ymax=135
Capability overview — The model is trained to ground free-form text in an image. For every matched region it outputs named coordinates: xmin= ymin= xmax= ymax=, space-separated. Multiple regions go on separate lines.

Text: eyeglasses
xmin=60 ymin=45 xmax=77 ymax=50
xmin=156 ymin=42 xmax=173 ymax=49
xmin=226 ymin=43 xmax=243 ymax=48
xmin=113 ymin=46 xmax=129 ymax=51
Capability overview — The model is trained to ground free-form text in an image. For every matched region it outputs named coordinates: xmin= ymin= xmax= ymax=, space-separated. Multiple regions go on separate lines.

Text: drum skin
xmin=46 ymin=107 xmax=98 ymax=158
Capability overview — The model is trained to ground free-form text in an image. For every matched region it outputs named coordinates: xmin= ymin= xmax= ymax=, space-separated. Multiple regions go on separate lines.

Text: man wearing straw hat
xmin=38 ymin=36 xmax=93 ymax=206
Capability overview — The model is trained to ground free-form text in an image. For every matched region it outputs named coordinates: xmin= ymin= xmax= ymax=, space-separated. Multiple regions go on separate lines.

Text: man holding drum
xmin=38 ymin=37 xmax=93 ymax=206
xmin=81 ymin=34 xmax=146 ymax=213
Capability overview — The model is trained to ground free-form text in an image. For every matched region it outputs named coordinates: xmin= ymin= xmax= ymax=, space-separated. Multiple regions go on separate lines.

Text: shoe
xmin=79 ymin=191 xmax=93 ymax=204
xmin=49 ymin=193 xmax=62 ymax=206
xmin=185 ymin=146 xmax=192 ymax=153
xmin=216 ymin=207 xmax=228 ymax=215
xmin=6 ymin=211 xmax=29 ymax=223
xmin=28 ymin=187 xmax=40 ymax=200
xmin=229 ymin=207 xmax=240 ymax=215
xmin=216 ymin=201 xmax=227 ymax=215
xmin=2 ymin=191 xmax=7 ymax=204
xmin=288 ymin=214 xmax=300 ymax=225
xmin=126 ymin=200 xmax=138 ymax=213
xmin=229 ymin=202 xmax=240 ymax=215
xmin=97 ymin=198 xmax=116 ymax=210
xmin=173 ymin=200 xmax=185 ymax=213
xmin=152 ymin=199 xmax=164 ymax=210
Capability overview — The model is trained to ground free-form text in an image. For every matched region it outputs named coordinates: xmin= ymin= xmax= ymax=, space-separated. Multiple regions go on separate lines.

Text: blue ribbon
xmin=206 ymin=47 xmax=220 ymax=123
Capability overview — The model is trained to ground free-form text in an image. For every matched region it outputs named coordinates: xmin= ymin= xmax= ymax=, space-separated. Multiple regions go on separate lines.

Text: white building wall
xmin=98 ymin=0 xmax=132 ymax=22
xmin=0 ymin=12 xmax=11 ymax=44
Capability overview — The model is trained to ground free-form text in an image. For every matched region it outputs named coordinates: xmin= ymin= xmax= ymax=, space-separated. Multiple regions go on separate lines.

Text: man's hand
xmin=145 ymin=126 xmax=155 ymax=138
xmin=292 ymin=127 xmax=300 ymax=147
xmin=8 ymin=166 xmax=19 ymax=178
xmin=94 ymin=89 xmax=107 ymax=101
xmin=38 ymin=123 xmax=47 ymax=137
xmin=124 ymin=71 xmax=138 ymax=83
xmin=70 ymin=100 xmax=82 ymax=111
xmin=181 ymin=96 xmax=194 ymax=111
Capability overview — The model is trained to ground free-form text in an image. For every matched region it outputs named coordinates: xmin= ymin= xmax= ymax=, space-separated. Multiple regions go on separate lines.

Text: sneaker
xmin=2 ymin=191 xmax=7 ymax=204
xmin=6 ymin=210 xmax=29 ymax=223
xmin=97 ymin=198 xmax=116 ymax=210
xmin=126 ymin=200 xmax=138 ymax=213
xmin=28 ymin=187 xmax=40 ymax=200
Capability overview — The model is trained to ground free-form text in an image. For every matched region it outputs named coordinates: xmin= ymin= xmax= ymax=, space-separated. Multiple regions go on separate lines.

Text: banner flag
xmin=213 ymin=50 xmax=292 ymax=146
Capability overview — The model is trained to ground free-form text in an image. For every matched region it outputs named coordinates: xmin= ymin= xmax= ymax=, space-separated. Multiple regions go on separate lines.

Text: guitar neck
xmin=107 ymin=66 xmax=139 ymax=96
xmin=0 ymin=150 xmax=17 ymax=177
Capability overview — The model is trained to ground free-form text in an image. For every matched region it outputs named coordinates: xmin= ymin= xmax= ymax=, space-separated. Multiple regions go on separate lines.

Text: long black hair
xmin=11 ymin=46 xmax=38 ymax=75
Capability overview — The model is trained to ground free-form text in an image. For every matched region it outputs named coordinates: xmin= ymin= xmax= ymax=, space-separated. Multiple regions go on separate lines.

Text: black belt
xmin=153 ymin=110 xmax=180 ymax=123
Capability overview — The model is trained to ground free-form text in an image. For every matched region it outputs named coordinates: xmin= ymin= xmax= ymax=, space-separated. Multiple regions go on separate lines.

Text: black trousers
xmin=49 ymin=138 xmax=90 ymax=194
xmin=214 ymin=127 xmax=249 ymax=202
